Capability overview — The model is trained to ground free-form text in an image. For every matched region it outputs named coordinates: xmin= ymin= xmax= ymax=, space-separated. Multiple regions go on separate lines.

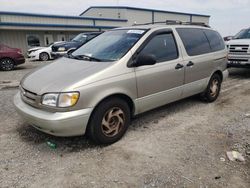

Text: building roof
xmin=0 ymin=11 xmax=128 ymax=22
xmin=80 ymin=6 xmax=210 ymax=18
xmin=0 ymin=11 xmax=127 ymax=31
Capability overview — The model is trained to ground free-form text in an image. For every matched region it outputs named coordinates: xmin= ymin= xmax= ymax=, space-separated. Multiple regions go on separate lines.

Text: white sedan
xmin=27 ymin=42 xmax=63 ymax=61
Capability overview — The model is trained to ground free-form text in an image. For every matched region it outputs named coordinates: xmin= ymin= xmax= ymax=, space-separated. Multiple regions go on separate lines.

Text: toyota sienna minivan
xmin=14 ymin=23 xmax=228 ymax=144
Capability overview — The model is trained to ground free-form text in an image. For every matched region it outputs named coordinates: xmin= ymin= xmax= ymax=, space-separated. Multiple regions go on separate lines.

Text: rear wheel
xmin=87 ymin=98 xmax=130 ymax=145
xmin=0 ymin=58 xmax=15 ymax=71
xmin=39 ymin=52 xmax=49 ymax=61
xmin=200 ymin=73 xmax=222 ymax=102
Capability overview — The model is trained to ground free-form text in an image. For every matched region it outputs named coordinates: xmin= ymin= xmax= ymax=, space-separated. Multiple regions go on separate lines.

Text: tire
xmin=0 ymin=58 xmax=15 ymax=71
xmin=39 ymin=52 xmax=49 ymax=61
xmin=200 ymin=73 xmax=222 ymax=102
xmin=87 ymin=98 xmax=131 ymax=145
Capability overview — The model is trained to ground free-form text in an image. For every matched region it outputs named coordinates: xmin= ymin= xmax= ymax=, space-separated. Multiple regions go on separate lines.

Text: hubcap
xmin=1 ymin=59 xmax=13 ymax=70
xmin=41 ymin=53 xmax=48 ymax=61
xmin=210 ymin=79 xmax=219 ymax=97
xmin=101 ymin=107 xmax=125 ymax=137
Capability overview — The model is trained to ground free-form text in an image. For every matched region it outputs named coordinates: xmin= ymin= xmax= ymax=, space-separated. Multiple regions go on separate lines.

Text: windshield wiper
xmin=68 ymin=54 xmax=103 ymax=62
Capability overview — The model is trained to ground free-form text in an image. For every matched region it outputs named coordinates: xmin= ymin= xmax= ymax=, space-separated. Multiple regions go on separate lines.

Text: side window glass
xmin=176 ymin=28 xmax=211 ymax=56
xmin=140 ymin=33 xmax=178 ymax=63
xmin=203 ymin=30 xmax=225 ymax=52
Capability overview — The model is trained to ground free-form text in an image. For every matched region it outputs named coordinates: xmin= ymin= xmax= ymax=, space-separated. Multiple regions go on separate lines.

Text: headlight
xmin=58 ymin=47 xmax=66 ymax=52
xmin=58 ymin=92 xmax=79 ymax=107
xmin=42 ymin=93 xmax=59 ymax=107
xmin=42 ymin=92 xmax=79 ymax=108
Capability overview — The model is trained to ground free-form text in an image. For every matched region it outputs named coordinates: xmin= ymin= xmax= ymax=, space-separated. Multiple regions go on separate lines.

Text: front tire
xmin=0 ymin=58 xmax=15 ymax=71
xmin=39 ymin=52 xmax=49 ymax=61
xmin=87 ymin=98 xmax=130 ymax=145
xmin=200 ymin=73 xmax=222 ymax=102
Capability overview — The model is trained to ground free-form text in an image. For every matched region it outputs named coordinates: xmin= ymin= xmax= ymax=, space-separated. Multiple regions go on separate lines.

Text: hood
xmin=21 ymin=57 xmax=113 ymax=95
xmin=0 ymin=45 xmax=20 ymax=52
xmin=227 ymin=39 xmax=250 ymax=45
xmin=28 ymin=47 xmax=45 ymax=52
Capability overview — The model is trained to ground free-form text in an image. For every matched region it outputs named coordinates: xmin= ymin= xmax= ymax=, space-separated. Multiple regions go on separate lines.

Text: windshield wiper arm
xmin=73 ymin=55 xmax=103 ymax=62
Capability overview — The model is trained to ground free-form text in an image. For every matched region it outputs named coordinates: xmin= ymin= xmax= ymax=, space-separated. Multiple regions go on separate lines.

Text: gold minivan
xmin=14 ymin=23 xmax=228 ymax=144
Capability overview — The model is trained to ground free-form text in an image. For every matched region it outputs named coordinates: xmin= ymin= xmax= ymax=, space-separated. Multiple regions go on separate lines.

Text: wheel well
xmin=94 ymin=94 xmax=135 ymax=117
xmin=213 ymin=70 xmax=223 ymax=81
xmin=40 ymin=52 xmax=49 ymax=56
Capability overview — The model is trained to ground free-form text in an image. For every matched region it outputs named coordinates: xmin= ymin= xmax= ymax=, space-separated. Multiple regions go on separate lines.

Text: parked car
xmin=51 ymin=32 xmax=102 ymax=58
xmin=27 ymin=41 xmax=63 ymax=61
xmin=223 ymin=36 xmax=233 ymax=41
xmin=0 ymin=44 xmax=25 ymax=71
xmin=227 ymin=28 xmax=250 ymax=68
xmin=14 ymin=23 xmax=228 ymax=144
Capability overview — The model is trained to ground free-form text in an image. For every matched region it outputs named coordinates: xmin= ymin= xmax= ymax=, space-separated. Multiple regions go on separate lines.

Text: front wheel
xmin=200 ymin=74 xmax=222 ymax=102
xmin=39 ymin=52 xmax=49 ymax=61
xmin=87 ymin=98 xmax=130 ymax=145
xmin=0 ymin=58 xmax=15 ymax=71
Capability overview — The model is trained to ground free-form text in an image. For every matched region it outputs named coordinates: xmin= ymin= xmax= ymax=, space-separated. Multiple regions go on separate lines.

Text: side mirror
xmin=134 ymin=54 xmax=157 ymax=67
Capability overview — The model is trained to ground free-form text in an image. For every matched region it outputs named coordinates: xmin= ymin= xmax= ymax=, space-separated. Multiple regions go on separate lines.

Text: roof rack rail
xmin=133 ymin=20 xmax=210 ymax=28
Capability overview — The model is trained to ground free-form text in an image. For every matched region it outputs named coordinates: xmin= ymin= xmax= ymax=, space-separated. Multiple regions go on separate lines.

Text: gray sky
xmin=0 ymin=0 xmax=249 ymax=36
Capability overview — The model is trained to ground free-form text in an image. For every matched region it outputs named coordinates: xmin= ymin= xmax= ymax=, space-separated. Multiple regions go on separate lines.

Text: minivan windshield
xmin=71 ymin=29 xmax=146 ymax=62
xmin=234 ymin=29 xmax=250 ymax=39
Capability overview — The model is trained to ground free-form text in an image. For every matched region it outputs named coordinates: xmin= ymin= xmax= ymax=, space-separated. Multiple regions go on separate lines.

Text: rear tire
xmin=200 ymin=73 xmax=222 ymax=102
xmin=39 ymin=52 xmax=49 ymax=61
xmin=0 ymin=58 xmax=15 ymax=71
xmin=87 ymin=98 xmax=130 ymax=145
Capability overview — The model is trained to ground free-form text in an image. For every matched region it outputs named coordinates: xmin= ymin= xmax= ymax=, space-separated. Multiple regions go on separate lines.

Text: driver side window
xmin=140 ymin=33 xmax=179 ymax=63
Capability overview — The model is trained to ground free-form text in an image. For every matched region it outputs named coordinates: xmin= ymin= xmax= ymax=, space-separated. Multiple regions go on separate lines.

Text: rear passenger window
xmin=140 ymin=33 xmax=178 ymax=63
xmin=204 ymin=30 xmax=225 ymax=52
xmin=176 ymin=28 xmax=211 ymax=56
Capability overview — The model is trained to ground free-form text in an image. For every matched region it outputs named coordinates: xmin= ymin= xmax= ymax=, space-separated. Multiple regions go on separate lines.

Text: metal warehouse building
xmin=0 ymin=6 xmax=210 ymax=53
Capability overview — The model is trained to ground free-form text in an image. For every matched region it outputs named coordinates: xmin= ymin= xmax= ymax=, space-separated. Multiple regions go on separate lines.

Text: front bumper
xmin=27 ymin=54 xmax=39 ymax=61
xmin=228 ymin=54 xmax=250 ymax=68
xmin=15 ymin=56 xmax=25 ymax=65
xmin=14 ymin=92 xmax=93 ymax=137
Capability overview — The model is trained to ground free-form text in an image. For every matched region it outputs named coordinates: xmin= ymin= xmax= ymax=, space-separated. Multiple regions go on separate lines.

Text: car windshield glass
xmin=47 ymin=42 xmax=54 ymax=47
xmin=234 ymin=29 xmax=250 ymax=39
xmin=72 ymin=29 xmax=146 ymax=62
xmin=72 ymin=34 xmax=87 ymax=42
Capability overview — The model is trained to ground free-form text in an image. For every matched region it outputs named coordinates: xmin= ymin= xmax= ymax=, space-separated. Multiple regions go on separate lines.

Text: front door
xmin=135 ymin=31 xmax=185 ymax=113
xmin=44 ymin=34 xmax=53 ymax=46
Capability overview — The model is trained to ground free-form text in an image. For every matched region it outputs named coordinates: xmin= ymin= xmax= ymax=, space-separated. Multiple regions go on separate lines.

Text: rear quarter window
xmin=176 ymin=28 xmax=211 ymax=56
xmin=203 ymin=30 xmax=225 ymax=52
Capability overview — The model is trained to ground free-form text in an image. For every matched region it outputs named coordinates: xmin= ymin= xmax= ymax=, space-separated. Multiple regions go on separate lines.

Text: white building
xmin=0 ymin=6 xmax=210 ymax=53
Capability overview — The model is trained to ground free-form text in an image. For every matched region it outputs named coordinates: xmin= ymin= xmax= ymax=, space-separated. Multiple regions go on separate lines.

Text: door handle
xmin=187 ymin=61 xmax=194 ymax=67
xmin=175 ymin=63 xmax=184 ymax=70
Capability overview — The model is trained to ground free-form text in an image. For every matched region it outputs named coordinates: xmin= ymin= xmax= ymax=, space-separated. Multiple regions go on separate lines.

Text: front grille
xmin=20 ymin=87 xmax=41 ymax=108
xmin=228 ymin=58 xmax=249 ymax=62
xmin=229 ymin=45 xmax=249 ymax=53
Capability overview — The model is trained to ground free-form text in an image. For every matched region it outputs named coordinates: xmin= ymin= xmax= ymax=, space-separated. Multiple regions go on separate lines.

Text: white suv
xmin=227 ymin=28 xmax=250 ymax=68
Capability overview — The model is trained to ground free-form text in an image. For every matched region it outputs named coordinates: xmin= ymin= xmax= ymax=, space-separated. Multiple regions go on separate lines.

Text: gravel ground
xmin=0 ymin=60 xmax=249 ymax=188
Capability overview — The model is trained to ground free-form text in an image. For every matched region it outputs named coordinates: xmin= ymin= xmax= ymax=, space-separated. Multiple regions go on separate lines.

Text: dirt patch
xmin=242 ymin=89 xmax=250 ymax=96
